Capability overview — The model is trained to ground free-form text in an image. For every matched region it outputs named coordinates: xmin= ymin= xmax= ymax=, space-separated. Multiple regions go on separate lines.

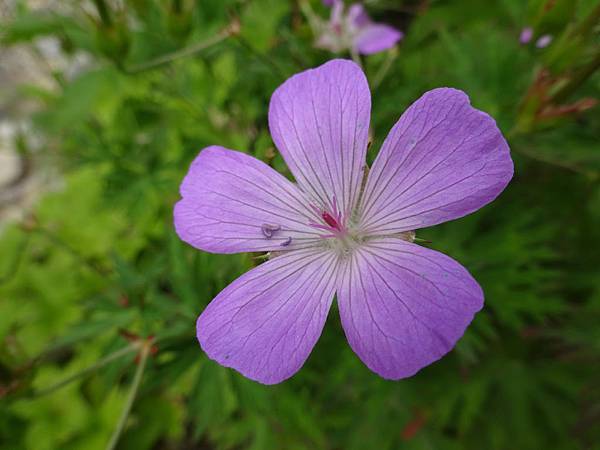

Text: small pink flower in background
xmin=535 ymin=34 xmax=553 ymax=48
xmin=174 ymin=59 xmax=513 ymax=384
xmin=519 ymin=27 xmax=533 ymax=44
xmin=316 ymin=0 xmax=403 ymax=55
xmin=519 ymin=26 xmax=553 ymax=49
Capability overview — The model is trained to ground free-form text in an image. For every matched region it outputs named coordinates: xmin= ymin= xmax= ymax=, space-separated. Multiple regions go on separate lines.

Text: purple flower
xmin=174 ymin=60 xmax=513 ymax=384
xmin=519 ymin=27 xmax=533 ymax=44
xmin=316 ymin=0 xmax=403 ymax=55
xmin=535 ymin=34 xmax=553 ymax=49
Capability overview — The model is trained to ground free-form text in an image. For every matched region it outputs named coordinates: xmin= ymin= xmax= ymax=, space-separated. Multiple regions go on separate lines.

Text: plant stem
xmin=105 ymin=343 xmax=151 ymax=450
xmin=372 ymin=48 xmax=398 ymax=90
xmin=513 ymin=145 xmax=596 ymax=177
xmin=234 ymin=35 xmax=286 ymax=80
xmin=126 ymin=24 xmax=236 ymax=73
xmin=34 ymin=226 xmax=110 ymax=276
xmin=298 ymin=0 xmax=320 ymax=31
xmin=92 ymin=0 xmax=112 ymax=27
xmin=32 ymin=343 xmax=138 ymax=398
xmin=551 ymin=51 xmax=600 ymax=103
xmin=350 ymin=49 xmax=363 ymax=70
xmin=571 ymin=3 xmax=600 ymax=38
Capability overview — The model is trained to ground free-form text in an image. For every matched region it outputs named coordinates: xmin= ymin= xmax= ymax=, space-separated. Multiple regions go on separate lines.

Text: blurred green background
xmin=1 ymin=0 xmax=599 ymax=449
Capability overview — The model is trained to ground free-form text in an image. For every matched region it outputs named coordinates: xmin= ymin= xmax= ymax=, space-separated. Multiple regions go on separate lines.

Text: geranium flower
xmin=174 ymin=59 xmax=513 ymax=384
xmin=316 ymin=0 xmax=403 ymax=55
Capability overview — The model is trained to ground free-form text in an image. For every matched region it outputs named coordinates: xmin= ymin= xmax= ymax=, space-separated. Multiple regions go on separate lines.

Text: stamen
xmin=280 ymin=237 xmax=292 ymax=247
xmin=261 ymin=223 xmax=281 ymax=239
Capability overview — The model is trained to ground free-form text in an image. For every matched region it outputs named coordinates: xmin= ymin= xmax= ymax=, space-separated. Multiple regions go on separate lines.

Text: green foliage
xmin=1 ymin=0 xmax=599 ymax=449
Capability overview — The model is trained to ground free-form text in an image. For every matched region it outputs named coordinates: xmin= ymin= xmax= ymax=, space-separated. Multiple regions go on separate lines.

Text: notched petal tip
xmin=428 ymin=86 xmax=514 ymax=180
xmin=360 ymin=86 xmax=513 ymax=235
xmin=269 ymin=59 xmax=366 ymax=108
xmin=268 ymin=58 xmax=371 ymax=219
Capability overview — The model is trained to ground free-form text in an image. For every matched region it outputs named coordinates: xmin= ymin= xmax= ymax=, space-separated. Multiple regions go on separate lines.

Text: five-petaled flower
xmin=174 ymin=59 xmax=513 ymax=384
xmin=316 ymin=0 xmax=403 ymax=55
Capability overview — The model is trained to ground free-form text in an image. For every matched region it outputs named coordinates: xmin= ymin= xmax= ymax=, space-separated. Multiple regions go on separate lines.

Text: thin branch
xmin=298 ymin=0 xmax=320 ymax=31
xmin=33 ymin=226 xmax=110 ymax=276
xmin=105 ymin=342 xmax=151 ymax=450
xmin=233 ymin=34 xmax=286 ymax=80
xmin=350 ymin=49 xmax=363 ymax=70
xmin=126 ymin=22 xmax=239 ymax=73
xmin=513 ymin=145 xmax=597 ymax=177
xmin=372 ymin=48 xmax=398 ymax=90
xmin=31 ymin=343 xmax=139 ymax=398
xmin=551 ymin=51 xmax=600 ymax=104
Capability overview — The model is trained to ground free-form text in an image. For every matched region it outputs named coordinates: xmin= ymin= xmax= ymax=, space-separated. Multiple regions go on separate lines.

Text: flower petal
xmin=174 ymin=146 xmax=322 ymax=254
xmin=197 ymin=248 xmax=340 ymax=384
xmin=337 ymin=237 xmax=483 ymax=379
xmin=353 ymin=24 xmax=403 ymax=55
xmin=330 ymin=0 xmax=343 ymax=23
xmin=269 ymin=59 xmax=371 ymax=217
xmin=359 ymin=88 xmax=513 ymax=235
xmin=347 ymin=4 xmax=370 ymax=28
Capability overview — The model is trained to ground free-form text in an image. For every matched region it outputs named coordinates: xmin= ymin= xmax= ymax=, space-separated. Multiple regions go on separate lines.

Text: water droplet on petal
xmin=408 ymin=138 xmax=417 ymax=150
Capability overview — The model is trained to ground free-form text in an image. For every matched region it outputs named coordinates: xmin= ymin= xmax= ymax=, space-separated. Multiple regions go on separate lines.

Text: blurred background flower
xmin=520 ymin=26 xmax=534 ymax=44
xmin=536 ymin=33 xmax=553 ymax=48
xmin=311 ymin=0 xmax=403 ymax=55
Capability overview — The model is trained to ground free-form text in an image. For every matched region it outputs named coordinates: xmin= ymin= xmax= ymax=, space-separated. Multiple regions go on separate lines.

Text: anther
xmin=280 ymin=236 xmax=292 ymax=247
xmin=261 ymin=223 xmax=281 ymax=239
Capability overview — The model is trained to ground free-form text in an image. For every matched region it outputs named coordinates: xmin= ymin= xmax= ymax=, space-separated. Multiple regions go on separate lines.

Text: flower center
xmin=308 ymin=196 xmax=348 ymax=237
xmin=307 ymin=197 xmax=364 ymax=257
xmin=301 ymin=196 xmax=417 ymax=258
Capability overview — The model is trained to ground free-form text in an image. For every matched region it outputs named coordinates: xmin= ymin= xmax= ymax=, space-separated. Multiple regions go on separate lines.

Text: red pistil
xmin=322 ymin=211 xmax=341 ymax=230
xmin=308 ymin=197 xmax=347 ymax=238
